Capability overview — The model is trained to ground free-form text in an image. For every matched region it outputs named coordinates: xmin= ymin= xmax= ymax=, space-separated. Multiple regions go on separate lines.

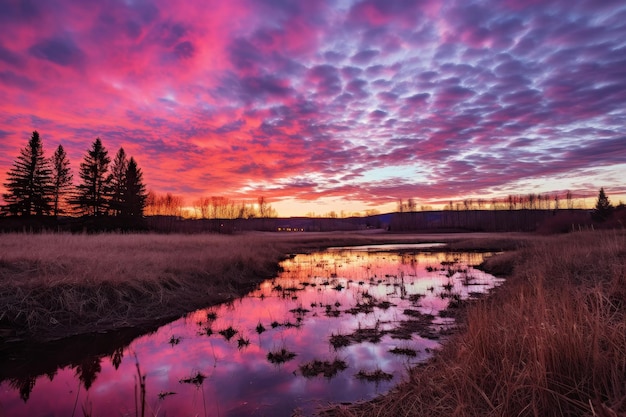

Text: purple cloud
xmin=29 ymin=37 xmax=85 ymax=67
xmin=351 ymin=49 xmax=380 ymax=64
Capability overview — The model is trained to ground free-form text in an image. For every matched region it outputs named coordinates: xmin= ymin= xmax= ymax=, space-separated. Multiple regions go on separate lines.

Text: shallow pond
xmin=0 ymin=245 xmax=503 ymax=416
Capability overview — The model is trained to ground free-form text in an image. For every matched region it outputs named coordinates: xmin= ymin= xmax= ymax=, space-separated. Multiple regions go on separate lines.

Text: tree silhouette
xmin=75 ymin=356 xmax=102 ymax=391
xmin=50 ymin=144 xmax=73 ymax=217
xmin=120 ymin=157 xmax=147 ymax=217
xmin=74 ymin=138 xmax=111 ymax=216
xmin=592 ymin=187 xmax=613 ymax=221
xmin=110 ymin=346 xmax=124 ymax=370
xmin=109 ymin=147 xmax=128 ymax=216
xmin=2 ymin=131 xmax=53 ymax=216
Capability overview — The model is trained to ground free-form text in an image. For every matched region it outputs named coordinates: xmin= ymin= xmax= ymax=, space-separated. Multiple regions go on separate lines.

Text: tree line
xmin=144 ymin=193 xmax=278 ymax=219
xmin=397 ymin=190 xmax=617 ymax=213
xmin=1 ymin=131 xmax=147 ymax=221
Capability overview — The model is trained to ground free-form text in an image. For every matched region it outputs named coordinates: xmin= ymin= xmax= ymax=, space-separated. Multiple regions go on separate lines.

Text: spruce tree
xmin=592 ymin=187 xmax=613 ymax=221
xmin=50 ymin=144 xmax=73 ymax=217
xmin=74 ymin=138 xmax=111 ymax=216
xmin=2 ymin=131 xmax=53 ymax=216
xmin=109 ymin=147 xmax=128 ymax=216
xmin=121 ymin=157 xmax=147 ymax=217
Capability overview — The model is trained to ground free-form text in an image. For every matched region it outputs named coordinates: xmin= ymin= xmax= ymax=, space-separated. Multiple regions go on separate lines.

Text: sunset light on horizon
xmin=1 ymin=0 xmax=625 ymax=217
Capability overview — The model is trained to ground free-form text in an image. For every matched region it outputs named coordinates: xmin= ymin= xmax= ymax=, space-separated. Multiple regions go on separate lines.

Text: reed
xmin=322 ymin=230 xmax=626 ymax=417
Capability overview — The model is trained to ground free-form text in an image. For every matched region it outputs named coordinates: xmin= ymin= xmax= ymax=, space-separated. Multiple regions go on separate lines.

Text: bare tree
xmin=566 ymin=190 xmax=574 ymax=209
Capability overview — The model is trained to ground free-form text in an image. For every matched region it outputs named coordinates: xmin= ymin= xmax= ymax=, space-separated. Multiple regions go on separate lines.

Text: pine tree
xmin=121 ymin=157 xmax=147 ymax=217
xmin=2 ymin=131 xmax=53 ymax=216
xmin=109 ymin=147 xmax=128 ymax=216
xmin=74 ymin=138 xmax=111 ymax=216
xmin=50 ymin=144 xmax=73 ymax=217
xmin=592 ymin=187 xmax=613 ymax=221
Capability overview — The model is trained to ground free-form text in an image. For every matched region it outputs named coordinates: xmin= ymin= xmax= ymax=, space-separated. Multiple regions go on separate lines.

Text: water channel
xmin=0 ymin=244 xmax=503 ymax=416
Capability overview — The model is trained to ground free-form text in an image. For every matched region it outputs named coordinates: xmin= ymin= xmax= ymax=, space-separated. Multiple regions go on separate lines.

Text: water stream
xmin=0 ymin=244 xmax=503 ymax=416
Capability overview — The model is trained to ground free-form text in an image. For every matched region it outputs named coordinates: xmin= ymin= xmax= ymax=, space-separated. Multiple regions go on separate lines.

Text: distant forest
xmin=1 ymin=131 xmax=624 ymax=233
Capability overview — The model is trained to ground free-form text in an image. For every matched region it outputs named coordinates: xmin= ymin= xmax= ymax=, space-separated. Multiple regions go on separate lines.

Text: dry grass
xmin=0 ymin=233 xmax=291 ymax=341
xmin=321 ymin=230 xmax=626 ymax=417
xmin=0 ymin=231 xmax=523 ymax=342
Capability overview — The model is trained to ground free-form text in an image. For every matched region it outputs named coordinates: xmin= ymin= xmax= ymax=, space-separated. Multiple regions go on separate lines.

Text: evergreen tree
xmin=592 ymin=187 xmax=613 ymax=221
xmin=120 ymin=157 xmax=147 ymax=217
xmin=2 ymin=131 xmax=53 ymax=216
xmin=109 ymin=147 xmax=128 ymax=216
xmin=50 ymin=144 xmax=73 ymax=217
xmin=74 ymin=138 xmax=111 ymax=216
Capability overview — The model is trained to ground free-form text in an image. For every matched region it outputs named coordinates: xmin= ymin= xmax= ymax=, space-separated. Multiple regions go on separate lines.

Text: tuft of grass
xmin=267 ymin=348 xmax=296 ymax=364
xmin=157 ymin=391 xmax=176 ymax=400
xmin=329 ymin=333 xmax=352 ymax=349
xmin=300 ymin=359 xmax=348 ymax=379
xmin=237 ymin=336 xmax=250 ymax=349
xmin=179 ymin=371 xmax=206 ymax=386
xmin=388 ymin=347 xmax=417 ymax=357
xmin=355 ymin=369 xmax=393 ymax=382
xmin=218 ymin=326 xmax=237 ymax=341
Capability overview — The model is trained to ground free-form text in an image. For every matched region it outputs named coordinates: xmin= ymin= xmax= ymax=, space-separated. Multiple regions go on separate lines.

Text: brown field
xmin=0 ymin=231 xmax=522 ymax=342
xmin=322 ymin=230 xmax=626 ymax=417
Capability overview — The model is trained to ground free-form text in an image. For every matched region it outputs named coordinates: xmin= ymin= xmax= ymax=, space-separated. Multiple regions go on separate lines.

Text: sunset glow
xmin=1 ymin=0 xmax=625 ymax=216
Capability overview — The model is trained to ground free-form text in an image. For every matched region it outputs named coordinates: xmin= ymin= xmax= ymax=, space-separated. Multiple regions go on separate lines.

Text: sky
xmin=1 ymin=0 xmax=625 ymax=217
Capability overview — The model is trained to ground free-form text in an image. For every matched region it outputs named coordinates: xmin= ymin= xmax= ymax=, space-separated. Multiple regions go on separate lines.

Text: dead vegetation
xmin=0 ymin=231 xmax=524 ymax=342
xmin=321 ymin=230 xmax=626 ymax=417
xmin=300 ymin=358 xmax=348 ymax=378
xmin=0 ymin=233 xmax=288 ymax=341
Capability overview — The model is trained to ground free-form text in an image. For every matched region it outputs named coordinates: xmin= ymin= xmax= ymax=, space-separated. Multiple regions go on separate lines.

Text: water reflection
xmin=0 ymin=247 xmax=503 ymax=417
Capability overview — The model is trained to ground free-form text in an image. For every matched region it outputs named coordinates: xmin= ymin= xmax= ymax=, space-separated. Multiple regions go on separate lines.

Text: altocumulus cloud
xmin=0 ymin=0 xmax=624 ymax=214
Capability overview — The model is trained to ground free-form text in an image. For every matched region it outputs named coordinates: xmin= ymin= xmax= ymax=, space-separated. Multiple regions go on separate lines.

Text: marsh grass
xmin=267 ymin=347 xmax=297 ymax=364
xmin=322 ymin=231 xmax=626 ymax=417
xmin=300 ymin=358 xmax=348 ymax=379
xmin=2 ymin=230 xmax=520 ymax=342
xmin=0 ymin=233 xmax=295 ymax=341
xmin=355 ymin=369 xmax=393 ymax=382
xmin=388 ymin=347 xmax=417 ymax=357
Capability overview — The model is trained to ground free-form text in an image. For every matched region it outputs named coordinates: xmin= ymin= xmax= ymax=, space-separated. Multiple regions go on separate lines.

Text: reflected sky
xmin=0 ymin=248 xmax=503 ymax=417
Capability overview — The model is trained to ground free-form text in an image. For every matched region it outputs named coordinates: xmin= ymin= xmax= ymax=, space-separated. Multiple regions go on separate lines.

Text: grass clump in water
xmin=267 ymin=348 xmax=296 ymax=364
xmin=355 ymin=369 xmax=393 ymax=382
xmin=179 ymin=371 xmax=206 ymax=386
xmin=218 ymin=326 xmax=237 ymax=341
xmin=388 ymin=347 xmax=417 ymax=357
xmin=300 ymin=359 xmax=348 ymax=378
